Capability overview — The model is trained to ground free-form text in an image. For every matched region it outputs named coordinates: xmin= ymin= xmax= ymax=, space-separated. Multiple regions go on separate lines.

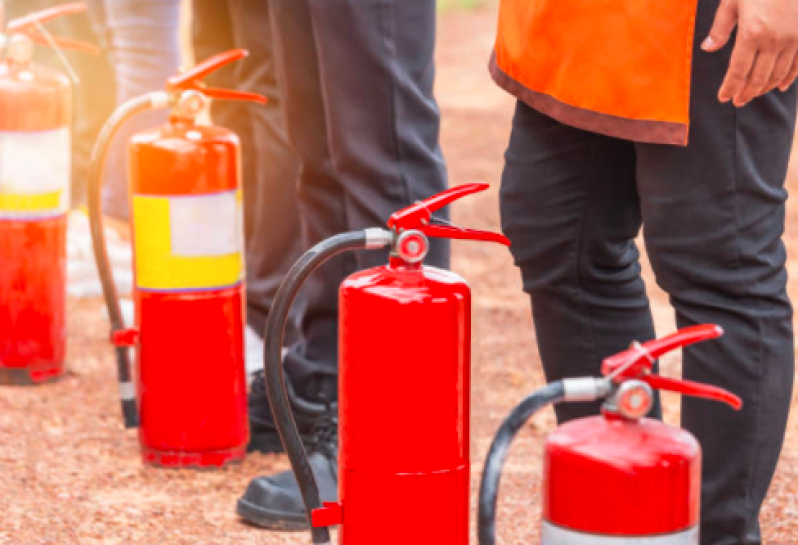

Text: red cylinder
xmin=543 ymin=414 xmax=701 ymax=543
xmin=127 ymin=119 xmax=248 ymax=467
xmin=338 ymin=260 xmax=471 ymax=544
xmin=0 ymin=58 xmax=71 ymax=385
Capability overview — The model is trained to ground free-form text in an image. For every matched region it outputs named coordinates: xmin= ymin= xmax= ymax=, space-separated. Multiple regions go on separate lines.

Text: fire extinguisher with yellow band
xmin=0 ymin=3 xmax=98 ymax=385
xmin=88 ymin=49 xmax=266 ymax=468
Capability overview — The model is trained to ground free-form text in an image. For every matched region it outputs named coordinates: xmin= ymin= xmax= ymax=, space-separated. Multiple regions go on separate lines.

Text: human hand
xmin=702 ymin=0 xmax=798 ymax=106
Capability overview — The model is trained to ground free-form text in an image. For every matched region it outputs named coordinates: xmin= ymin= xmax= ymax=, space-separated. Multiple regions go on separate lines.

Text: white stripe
xmin=169 ymin=191 xmax=242 ymax=257
xmin=119 ymin=381 xmax=136 ymax=401
xmin=542 ymin=522 xmax=698 ymax=545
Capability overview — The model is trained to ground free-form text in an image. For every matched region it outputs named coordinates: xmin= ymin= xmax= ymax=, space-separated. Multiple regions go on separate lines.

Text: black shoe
xmin=247 ymin=371 xmax=326 ymax=453
xmin=237 ymin=405 xmax=339 ymax=531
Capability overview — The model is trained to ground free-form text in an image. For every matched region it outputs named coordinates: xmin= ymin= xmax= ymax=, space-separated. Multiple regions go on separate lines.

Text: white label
xmin=541 ymin=522 xmax=699 ymax=545
xmin=0 ymin=128 xmax=70 ymax=217
xmin=169 ymin=190 xmax=242 ymax=257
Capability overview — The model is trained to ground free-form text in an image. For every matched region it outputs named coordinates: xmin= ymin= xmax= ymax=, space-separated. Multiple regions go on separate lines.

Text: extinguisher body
xmin=0 ymin=62 xmax=71 ymax=385
xmin=543 ymin=414 xmax=701 ymax=543
xmin=338 ymin=261 xmax=471 ymax=544
xmin=128 ymin=120 xmax=248 ymax=467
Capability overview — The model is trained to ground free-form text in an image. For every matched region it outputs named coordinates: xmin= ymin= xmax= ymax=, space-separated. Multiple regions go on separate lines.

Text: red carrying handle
xmin=387 ymin=183 xmax=510 ymax=246
xmin=7 ymin=3 xmax=99 ymax=55
xmin=166 ymin=49 xmax=267 ymax=105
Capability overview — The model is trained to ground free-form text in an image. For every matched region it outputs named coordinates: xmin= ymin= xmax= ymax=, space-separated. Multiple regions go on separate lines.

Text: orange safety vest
xmin=491 ymin=1 xmax=698 ymax=146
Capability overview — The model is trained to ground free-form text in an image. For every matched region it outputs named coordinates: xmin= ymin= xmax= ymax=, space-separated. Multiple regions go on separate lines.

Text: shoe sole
xmin=236 ymin=497 xmax=309 ymax=531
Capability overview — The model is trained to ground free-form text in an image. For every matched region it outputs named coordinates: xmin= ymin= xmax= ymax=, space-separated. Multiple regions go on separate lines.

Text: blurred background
xmin=0 ymin=1 xmax=795 ymax=543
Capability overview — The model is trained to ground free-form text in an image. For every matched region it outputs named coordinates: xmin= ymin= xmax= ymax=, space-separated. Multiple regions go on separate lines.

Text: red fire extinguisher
xmin=87 ymin=49 xmax=266 ymax=467
xmin=0 ymin=3 xmax=98 ymax=384
xmin=261 ymin=183 xmax=510 ymax=545
xmin=478 ymin=324 xmax=742 ymax=544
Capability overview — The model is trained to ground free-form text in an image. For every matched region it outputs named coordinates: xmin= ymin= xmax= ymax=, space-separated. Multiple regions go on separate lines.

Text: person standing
xmin=493 ymin=0 xmax=797 ymax=543
xmin=191 ymin=0 xmax=303 ymax=385
xmin=237 ymin=0 xmax=451 ymax=530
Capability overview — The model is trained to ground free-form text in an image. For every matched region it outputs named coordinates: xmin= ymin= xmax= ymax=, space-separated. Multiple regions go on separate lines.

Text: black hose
xmin=87 ymin=93 xmax=164 ymax=429
xmin=477 ymin=381 xmax=566 ymax=545
xmin=264 ymin=231 xmax=379 ymax=545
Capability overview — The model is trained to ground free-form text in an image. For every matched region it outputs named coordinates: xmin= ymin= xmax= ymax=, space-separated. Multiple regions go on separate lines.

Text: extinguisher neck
xmin=388 ymin=255 xmax=422 ymax=271
xmin=169 ymin=113 xmax=197 ymax=129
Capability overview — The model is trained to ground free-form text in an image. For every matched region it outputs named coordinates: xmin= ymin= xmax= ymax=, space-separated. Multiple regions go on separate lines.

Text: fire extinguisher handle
xmin=418 ymin=224 xmax=510 ymax=246
xmin=387 ymin=183 xmax=509 ymax=245
xmin=602 ymin=324 xmax=724 ymax=380
xmin=166 ymin=49 xmax=268 ymax=105
xmin=6 ymin=3 xmax=100 ymax=55
xmin=642 ymin=375 xmax=742 ymax=410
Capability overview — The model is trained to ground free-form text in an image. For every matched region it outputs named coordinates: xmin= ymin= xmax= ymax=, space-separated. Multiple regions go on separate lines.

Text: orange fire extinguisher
xmin=0 ymin=3 xmax=98 ymax=384
xmin=259 ymin=183 xmax=510 ymax=545
xmin=88 ymin=49 xmax=266 ymax=467
xmin=478 ymin=325 xmax=742 ymax=544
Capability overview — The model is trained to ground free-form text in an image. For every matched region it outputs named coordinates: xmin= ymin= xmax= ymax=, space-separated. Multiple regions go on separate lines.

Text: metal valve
xmin=612 ymin=380 xmax=654 ymax=420
xmin=394 ymin=230 xmax=429 ymax=263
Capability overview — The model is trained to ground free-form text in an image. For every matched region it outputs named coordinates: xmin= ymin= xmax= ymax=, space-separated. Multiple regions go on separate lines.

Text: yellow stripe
xmin=133 ymin=193 xmax=243 ymax=291
xmin=0 ymin=190 xmax=63 ymax=213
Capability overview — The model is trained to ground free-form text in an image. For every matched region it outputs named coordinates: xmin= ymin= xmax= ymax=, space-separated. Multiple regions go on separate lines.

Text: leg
xmin=269 ymin=0 xmax=347 ymax=401
xmin=101 ymin=0 xmax=181 ymax=220
xmin=226 ymin=0 xmax=303 ymax=339
xmin=275 ymin=0 xmax=451 ymax=399
xmin=635 ymin=3 xmax=796 ymax=542
xmin=500 ymin=102 xmax=658 ymax=423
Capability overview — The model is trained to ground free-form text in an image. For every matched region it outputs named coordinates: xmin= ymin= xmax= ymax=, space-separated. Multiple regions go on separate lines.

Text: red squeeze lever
xmin=7 ymin=3 xmax=100 ymax=55
xmin=166 ymin=48 xmax=267 ymax=105
xmin=388 ymin=183 xmax=510 ymax=246
xmin=601 ymin=324 xmax=742 ymax=410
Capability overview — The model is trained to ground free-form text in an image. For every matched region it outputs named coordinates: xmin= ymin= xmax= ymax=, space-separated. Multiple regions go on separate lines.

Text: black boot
xmin=247 ymin=371 xmax=326 ymax=453
xmin=237 ymin=406 xmax=339 ymax=531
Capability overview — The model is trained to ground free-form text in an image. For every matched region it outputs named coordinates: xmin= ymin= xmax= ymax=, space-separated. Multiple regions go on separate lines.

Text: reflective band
xmin=0 ymin=128 xmax=70 ymax=219
xmin=119 ymin=381 xmax=136 ymax=401
xmin=541 ymin=522 xmax=699 ymax=545
xmin=133 ymin=190 xmax=244 ymax=291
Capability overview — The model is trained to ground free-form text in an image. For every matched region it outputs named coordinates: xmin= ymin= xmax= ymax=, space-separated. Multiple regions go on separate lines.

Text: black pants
xmin=269 ymin=0 xmax=451 ymax=401
xmin=192 ymin=0 xmax=302 ymax=336
xmin=500 ymin=2 xmax=796 ymax=544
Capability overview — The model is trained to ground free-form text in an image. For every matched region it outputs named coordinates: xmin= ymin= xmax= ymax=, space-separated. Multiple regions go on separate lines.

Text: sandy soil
xmin=1 ymin=4 xmax=796 ymax=544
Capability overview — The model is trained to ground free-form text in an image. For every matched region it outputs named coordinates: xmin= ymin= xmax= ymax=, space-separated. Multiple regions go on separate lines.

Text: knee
xmin=644 ymin=213 xmax=789 ymax=312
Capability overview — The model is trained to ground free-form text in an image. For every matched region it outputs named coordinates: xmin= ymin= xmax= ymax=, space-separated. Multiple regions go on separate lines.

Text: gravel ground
xmin=1 ymin=5 xmax=796 ymax=544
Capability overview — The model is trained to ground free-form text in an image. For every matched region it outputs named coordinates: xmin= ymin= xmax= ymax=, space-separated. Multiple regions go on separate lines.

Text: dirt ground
xmin=1 ymin=4 xmax=797 ymax=544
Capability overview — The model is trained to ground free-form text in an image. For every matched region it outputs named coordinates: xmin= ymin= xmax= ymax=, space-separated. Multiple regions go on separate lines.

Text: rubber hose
xmin=264 ymin=231 xmax=383 ymax=545
xmin=477 ymin=381 xmax=566 ymax=545
xmin=87 ymin=92 xmax=166 ymax=429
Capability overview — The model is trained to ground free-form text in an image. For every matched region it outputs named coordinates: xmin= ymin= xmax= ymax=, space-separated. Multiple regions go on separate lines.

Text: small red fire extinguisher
xmin=478 ymin=324 xmax=742 ymax=544
xmin=261 ymin=183 xmax=510 ymax=545
xmin=0 ymin=3 xmax=98 ymax=384
xmin=88 ymin=49 xmax=266 ymax=467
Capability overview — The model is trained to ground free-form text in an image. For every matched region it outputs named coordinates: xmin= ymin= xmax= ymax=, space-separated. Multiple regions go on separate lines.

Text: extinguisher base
xmin=0 ymin=363 xmax=63 ymax=385
xmin=141 ymin=444 xmax=247 ymax=469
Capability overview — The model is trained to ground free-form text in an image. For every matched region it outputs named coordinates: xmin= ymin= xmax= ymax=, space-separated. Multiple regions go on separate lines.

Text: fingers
xmin=768 ymin=49 xmax=797 ymax=91
xmin=719 ymin=36 xmax=757 ymax=103
xmin=703 ymin=0 xmax=739 ymax=52
xmin=734 ymin=49 xmax=777 ymax=105
xmin=779 ymin=53 xmax=798 ymax=91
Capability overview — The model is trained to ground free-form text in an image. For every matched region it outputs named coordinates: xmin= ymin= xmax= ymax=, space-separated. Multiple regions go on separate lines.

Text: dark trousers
xmin=269 ymin=0 xmax=451 ymax=401
xmin=499 ymin=2 xmax=796 ymax=543
xmin=192 ymin=0 xmax=303 ymax=336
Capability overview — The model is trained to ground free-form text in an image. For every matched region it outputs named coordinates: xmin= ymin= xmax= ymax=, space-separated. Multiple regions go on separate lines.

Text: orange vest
xmin=491 ymin=1 xmax=698 ymax=146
